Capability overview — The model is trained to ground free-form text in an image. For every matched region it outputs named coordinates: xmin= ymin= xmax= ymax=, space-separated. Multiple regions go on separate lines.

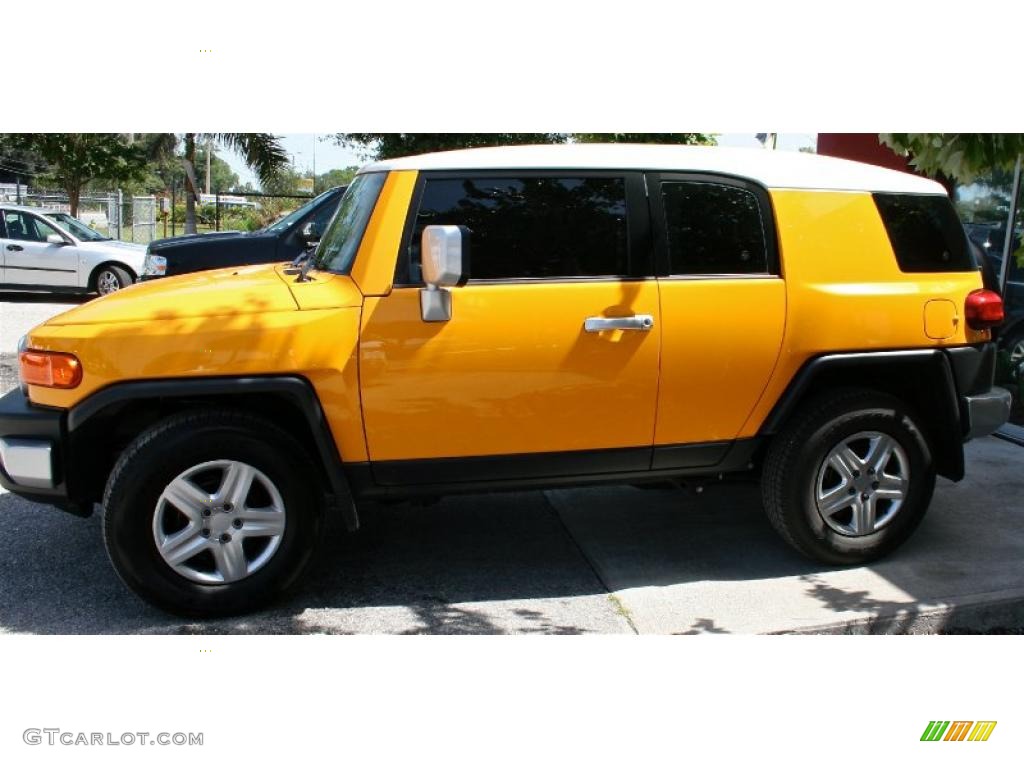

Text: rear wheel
xmin=1002 ymin=325 xmax=1024 ymax=367
xmin=761 ymin=389 xmax=935 ymax=565
xmin=102 ymin=410 xmax=324 ymax=616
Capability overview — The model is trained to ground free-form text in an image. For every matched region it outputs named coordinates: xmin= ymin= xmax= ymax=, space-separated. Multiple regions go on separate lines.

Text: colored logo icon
xmin=921 ymin=721 xmax=997 ymax=742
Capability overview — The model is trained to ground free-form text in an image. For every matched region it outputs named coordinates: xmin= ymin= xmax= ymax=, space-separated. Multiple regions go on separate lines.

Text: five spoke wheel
xmin=814 ymin=431 xmax=909 ymax=536
xmin=152 ymin=460 xmax=286 ymax=584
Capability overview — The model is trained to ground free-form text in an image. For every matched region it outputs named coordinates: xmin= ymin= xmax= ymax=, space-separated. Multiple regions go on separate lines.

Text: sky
xmin=222 ymin=133 xmax=818 ymax=189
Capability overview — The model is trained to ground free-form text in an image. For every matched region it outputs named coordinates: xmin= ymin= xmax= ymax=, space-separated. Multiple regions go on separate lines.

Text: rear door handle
xmin=584 ymin=314 xmax=655 ymax=332
xmin=6 ymin=244 xmax=23 ymax=251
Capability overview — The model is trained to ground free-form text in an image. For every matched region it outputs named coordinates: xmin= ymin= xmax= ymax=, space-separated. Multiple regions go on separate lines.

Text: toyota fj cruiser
xmin=0 ymin=145 xmax=1011 ymax=616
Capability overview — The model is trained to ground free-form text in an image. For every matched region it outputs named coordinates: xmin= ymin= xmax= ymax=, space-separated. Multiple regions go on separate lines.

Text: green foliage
xmin=879 ymin=133 xmax=1024 ymax=183
xmin=571 ymin=133 xmax=716 ymax=145
xmin=316 ymin=166 xmax=358 ymax=191
xmin=260 ymin=166 xmax=306 ymax=195
xmin=0 ymin=133 xmax=148 ymax=214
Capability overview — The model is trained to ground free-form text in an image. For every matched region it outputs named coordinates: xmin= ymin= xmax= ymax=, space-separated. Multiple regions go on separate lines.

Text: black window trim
xmin=647 ymin=171 xmax=781 ymax=279
xmin=392 ymin=169 xmax=653 ymax=287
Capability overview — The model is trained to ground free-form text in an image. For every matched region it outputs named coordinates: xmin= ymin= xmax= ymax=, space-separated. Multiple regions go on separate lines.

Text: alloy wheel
xmin=97 ymin=270 xmax=122 ymax=295
xmin=152 ymin=460 xmax=286 ymax=584
xmin=814 ymin=431 xmax=909 ymax=537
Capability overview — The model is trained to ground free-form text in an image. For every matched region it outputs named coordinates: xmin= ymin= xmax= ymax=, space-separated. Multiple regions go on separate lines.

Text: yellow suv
xmin=0 ymin=145 xmax=1011 ymax=616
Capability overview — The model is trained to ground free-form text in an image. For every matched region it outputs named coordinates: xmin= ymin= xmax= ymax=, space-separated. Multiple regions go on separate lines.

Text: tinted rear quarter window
xmin=661 ymin=181 xmax=770 ymax=275
xmin=409 ymin=176 xmax=629 ymax=281
xmin=873 ymin=193 xmax=975 ymax=273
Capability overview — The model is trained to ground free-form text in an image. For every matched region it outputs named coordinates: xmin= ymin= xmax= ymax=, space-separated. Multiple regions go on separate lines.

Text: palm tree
xmin=181 ymin=133 xmax=288 ymax=234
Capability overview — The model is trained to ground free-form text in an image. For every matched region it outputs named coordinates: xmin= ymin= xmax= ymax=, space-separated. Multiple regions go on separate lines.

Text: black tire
xmin=1001 ymin=324 xmax=1024 ymax=366
xmin=761 ymin=388 xmax=936 ymax=565
xmin=102 ymin=409 xmax=324 ymax=617
xmin=92 ymin=264 xmax=133 ymax=296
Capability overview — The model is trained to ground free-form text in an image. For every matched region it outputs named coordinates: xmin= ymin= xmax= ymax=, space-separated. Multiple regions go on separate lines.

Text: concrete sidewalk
xmin=548 ymin=436 xmax=1024 ymax=634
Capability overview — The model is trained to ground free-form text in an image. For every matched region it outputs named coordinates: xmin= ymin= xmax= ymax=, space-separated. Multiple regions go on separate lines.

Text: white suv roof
xmin=362 ymin=143 xmax=944 ymax=195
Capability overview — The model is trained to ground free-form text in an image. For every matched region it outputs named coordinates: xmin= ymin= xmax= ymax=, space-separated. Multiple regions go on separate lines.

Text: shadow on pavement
xmin=0 ymin=491 xmax=617 ymax=634
xmin=0 ymin=291 xmax=90 ymax=305
xmin=0 ymin=482 xmax=838 ymax=635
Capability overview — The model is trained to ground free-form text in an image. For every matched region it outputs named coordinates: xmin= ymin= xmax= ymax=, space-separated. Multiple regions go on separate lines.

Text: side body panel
xmin=26 ymin=270 xmax=369 ymax=463
xmin=359 ymin=281 xmax=662 ymax=461
xmin=655 ymin=278 xmax=786 ymax=444
xmin=741 ymin=189 xmax=988 ymax=436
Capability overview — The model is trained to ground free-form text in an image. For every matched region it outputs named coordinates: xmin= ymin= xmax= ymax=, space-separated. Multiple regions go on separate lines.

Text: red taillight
xmin=964 ymin=289 xmax=1004 ymax=331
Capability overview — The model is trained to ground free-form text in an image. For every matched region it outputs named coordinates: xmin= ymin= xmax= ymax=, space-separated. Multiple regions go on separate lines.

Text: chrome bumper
xmin=0 ymin=437 xmax=55 ymax=489
xmin=963 ymin=387 xmax=1013 ymax=440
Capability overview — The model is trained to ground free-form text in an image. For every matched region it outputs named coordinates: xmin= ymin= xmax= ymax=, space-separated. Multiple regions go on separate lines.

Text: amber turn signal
xmin=19 ymin=350 xmax=83 ymax=389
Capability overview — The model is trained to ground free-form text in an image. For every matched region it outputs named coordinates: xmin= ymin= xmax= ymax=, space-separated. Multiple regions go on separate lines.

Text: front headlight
xmin=142 ymin=252 xmax=167 ymax=276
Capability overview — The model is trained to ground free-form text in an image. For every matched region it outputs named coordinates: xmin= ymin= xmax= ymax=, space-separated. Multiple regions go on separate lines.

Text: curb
xmin=994 ymin=423 xmax=1024 ymax=448
xmin=770 ymin=590 xmax=1024 ymax=634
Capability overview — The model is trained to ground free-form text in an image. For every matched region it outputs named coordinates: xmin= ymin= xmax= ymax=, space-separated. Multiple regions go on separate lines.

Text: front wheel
xmin=93 ymin=265 xmax=132 ymax=295
xmin=102 ymin=410 xmax=324 ymax=616
xmin=761 ymin=389 xmax=936 ymax=565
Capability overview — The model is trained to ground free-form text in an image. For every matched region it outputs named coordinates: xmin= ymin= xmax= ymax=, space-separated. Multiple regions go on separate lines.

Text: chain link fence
xmin=0 ymin=187 xmax=159 ymax=244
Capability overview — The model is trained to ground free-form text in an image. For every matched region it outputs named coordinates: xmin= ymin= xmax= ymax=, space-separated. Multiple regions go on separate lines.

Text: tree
xmin=879 ymin=134 xmax=1024 ymax=183
xmin=316 ymin=166 xmax=359 ymax=191
xmin=333 ymin=133 xmax=569 ymax=160
xmin=0 ymin=133 xmax=147 ymax=215
xmin=571 ymin=133 xmax=716 ymax=145
xmin=181 ymin=134 xmax=288 ymax=234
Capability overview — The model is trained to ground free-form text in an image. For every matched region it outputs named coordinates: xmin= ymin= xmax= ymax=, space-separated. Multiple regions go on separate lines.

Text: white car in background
xmin=0 ymin=204 xmax=145 ymax=295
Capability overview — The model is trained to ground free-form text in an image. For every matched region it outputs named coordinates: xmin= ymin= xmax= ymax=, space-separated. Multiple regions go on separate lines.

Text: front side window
xmin=661 ymin=181 xmax=769 ymax=275
xmin=3 ymin=211 xmax=60 ymax=243
xmin=47 ymin=212 xmax=108 ymax=241
xmin=312 ymin=172 xmax=387 ymax=273
xmin=409 ymin=176 xmax=629 ymax=281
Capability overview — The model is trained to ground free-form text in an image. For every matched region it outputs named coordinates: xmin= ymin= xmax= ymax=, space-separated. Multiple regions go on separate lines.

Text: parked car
xmin=0 ymin=205 xmax=143 ymax=295
xmin=0 ymin=145 xmax=1010 ymax=616
xmin=141 ymin=186 xmax=346 ymax=279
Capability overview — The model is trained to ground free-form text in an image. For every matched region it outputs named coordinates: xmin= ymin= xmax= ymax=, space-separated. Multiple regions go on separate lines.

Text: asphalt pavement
xmin=2 ymin=291 xmax=1023 ymax=634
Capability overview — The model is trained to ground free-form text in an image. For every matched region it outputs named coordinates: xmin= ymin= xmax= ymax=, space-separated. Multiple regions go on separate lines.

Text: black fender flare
xmin=68 ymin=375 xmax=358 ymax=530
xmin=760 ymin=349 xmax=965 ymax=481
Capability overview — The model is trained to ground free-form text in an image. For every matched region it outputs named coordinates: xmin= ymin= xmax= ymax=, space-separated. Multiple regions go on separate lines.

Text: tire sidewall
xmin=104 ymin=419 xmax=321 ymax=616
xmin=782 ymin=403 xmax=934 ymax=562
xmin=95 ymin=266 xmax=128 ymax=295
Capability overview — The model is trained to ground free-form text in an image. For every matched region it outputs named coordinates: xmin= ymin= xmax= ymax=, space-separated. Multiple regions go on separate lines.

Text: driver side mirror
xmin=46 ymin=233 xmax=68 ymax=246
xmin=420 ymin=225 xmax=470 ymax=322
xmin=299 ymin=221 xmax=321 ymax=247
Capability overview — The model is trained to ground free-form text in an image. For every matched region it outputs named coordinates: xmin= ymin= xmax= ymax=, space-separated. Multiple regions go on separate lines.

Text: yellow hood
xmin=44 ymin=264 xmax=300 ymax=326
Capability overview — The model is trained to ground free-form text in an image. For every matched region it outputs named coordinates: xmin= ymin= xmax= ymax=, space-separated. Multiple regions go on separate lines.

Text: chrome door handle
xmin=584 ymin=314 xmax=655 ymax=332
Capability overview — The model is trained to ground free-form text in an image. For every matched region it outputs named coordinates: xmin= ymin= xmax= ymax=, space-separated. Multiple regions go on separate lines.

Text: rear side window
xmin=410 ymin=176 xmax=629 ymax=281
xmin=661 ymin=182 xmax=769 ymax=274
xmin=873 ymin=193 xmax=974 ymax=273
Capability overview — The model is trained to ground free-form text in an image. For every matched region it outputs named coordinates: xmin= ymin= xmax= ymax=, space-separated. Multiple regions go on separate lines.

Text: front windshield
xmin=263 ymin=188 xmax=337 ymax=233
xmin=47 ymin=212 xmax=109 ymax=242
xmin=313 ymin=173 xmax=387 ymax=273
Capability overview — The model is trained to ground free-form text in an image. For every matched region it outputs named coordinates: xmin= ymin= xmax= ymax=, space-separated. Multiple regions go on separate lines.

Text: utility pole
xmin=999 ymin=154 xmax=1022 ymax=295
xmin=205 ymin=136 xmax=213 ymax=196
xmin=312 ymin=133 xmax=317 ymax=193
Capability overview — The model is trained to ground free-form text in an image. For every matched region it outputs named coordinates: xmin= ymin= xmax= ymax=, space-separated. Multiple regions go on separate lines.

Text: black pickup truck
xmin=141 ymin=186 xmax=345 ymax=279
